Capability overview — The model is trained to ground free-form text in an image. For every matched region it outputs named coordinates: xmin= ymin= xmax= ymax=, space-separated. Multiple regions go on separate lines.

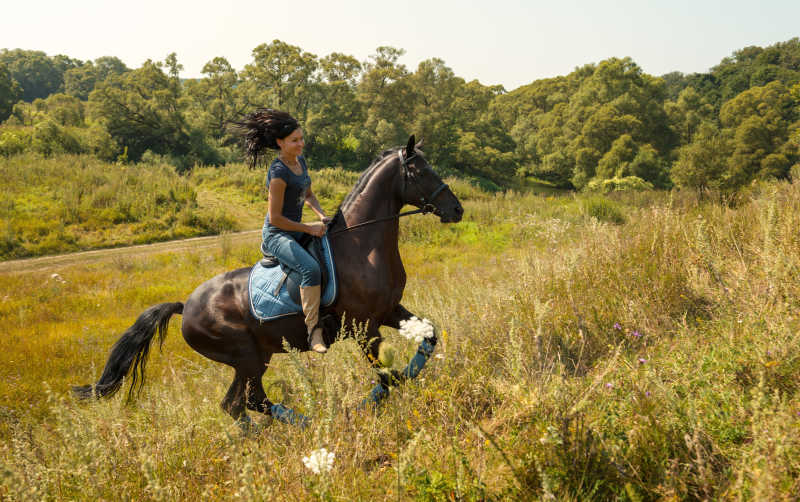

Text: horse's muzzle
xmin=438 ymin=203 xmax=463 ymax=223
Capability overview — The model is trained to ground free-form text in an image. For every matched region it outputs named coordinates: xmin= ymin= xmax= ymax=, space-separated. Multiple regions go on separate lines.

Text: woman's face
xmin=276 ymin=128 xmax=304 ymax=158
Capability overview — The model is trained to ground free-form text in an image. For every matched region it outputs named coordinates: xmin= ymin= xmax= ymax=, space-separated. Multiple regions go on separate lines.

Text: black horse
xmin=74 ymin=136 xmax=464 ymax=425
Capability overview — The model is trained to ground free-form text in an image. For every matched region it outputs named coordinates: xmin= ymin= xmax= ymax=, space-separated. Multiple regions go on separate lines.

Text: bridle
xmin=328 ymin=149 xmax=449 ymax=237
xmin=400 ymin=150 xmax=450 ymax=214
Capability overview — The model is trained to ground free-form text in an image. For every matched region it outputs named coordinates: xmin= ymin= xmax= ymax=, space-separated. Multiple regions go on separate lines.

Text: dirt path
xmin=0 ymin=230 xmax=262 ymax=275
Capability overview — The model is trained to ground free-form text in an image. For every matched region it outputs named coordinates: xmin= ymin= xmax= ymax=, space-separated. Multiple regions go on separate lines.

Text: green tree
xmin=665 ymin=87 xmax=715 ymax=145
xmin=64 ymin=57 xmax=129 ymax=100
xmin=720 ymin=81 xmax=798 ymax=184
xmin=496 ymin=57 xmax=672 ymax=188
xmin=241 ymin=40 xmax=319 ymax=121
xmin=185 ymin=57 xmax=244 ymax=139
xmin=89 ymin=57 xmax=192 ymax=164
xmin=356 ymin=47 xmax=413 ymax=155
xmin=0 ymin=63 xmax=22 ymax=121
xmin=35 ymin=93 xmax=84 ymax=126
xmin=304 ymin=53 xmax=364 ymax=167
xmin=64 ymin=63 xmax=97 ymax=100
xmin=671 ymin=123 xmax=733 ymax=190
xmin=0 ymin=49 xmax=79 ymax=102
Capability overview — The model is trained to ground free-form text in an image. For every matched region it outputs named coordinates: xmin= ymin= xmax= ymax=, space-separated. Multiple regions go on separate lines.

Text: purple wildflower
xmin=613 ymin=322 xmax=622 ymax=331
xmin=605 ymin=382 xmax=614 ymax=389
xmin=638 ymin=358 xmax=647 ymax=365
xmin=645 ymin=391 xmax=651 ymax=397
xmin=632 ymin=330 xmax=642 ymax=338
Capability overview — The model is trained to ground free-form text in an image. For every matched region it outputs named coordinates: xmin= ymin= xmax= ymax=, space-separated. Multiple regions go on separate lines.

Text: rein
xmin=328 ymin=150 xmax=447 ymax=237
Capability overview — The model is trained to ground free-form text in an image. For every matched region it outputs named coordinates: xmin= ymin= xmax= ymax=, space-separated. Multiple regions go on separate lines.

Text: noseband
xmin=328 ymin=149 xmax=449 ymax=237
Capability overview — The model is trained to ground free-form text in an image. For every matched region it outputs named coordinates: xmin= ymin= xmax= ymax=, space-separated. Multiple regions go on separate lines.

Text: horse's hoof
xmin=236 ymin=414 xmax=258 ymax=434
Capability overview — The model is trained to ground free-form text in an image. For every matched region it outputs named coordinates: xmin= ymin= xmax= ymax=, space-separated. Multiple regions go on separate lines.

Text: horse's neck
xmin=343 ymin=161 xmax=402 ymax=225
xmin=337 ymin=160 xmax=403 ymax=251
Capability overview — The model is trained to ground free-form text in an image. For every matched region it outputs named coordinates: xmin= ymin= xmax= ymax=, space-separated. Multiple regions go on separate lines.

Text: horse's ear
xmin=415 ymin=137 xmax=424 ymax=150
xmin=405 ymin=135 xmax=416 ymax=157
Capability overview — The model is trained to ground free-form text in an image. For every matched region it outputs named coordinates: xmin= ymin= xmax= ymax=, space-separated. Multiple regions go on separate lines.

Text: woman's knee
xmin=301 ymin=261 xmax=321 ymax=287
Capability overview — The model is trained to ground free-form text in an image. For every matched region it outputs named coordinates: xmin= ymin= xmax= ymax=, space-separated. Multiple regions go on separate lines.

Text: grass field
xmin=2 ymin=164 xmax=800 ymax=500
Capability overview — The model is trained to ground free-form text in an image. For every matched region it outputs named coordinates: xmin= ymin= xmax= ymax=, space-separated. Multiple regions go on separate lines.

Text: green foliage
xmin=0 ymin=49 xmax=80 ymax=102
xmin=88 ymin=56 xmax=219 ymax=168
xmin=2 ymin=37 xmax=800 ymax=192
xmin=0 ymin=62 xmax=21 ymax=121
xmin=671 ymin=123 xmax=733 ymax=190
xmin=579 ymin=194 xmax=626 ymax=224
xmin=0 ymin=154 xmax=239 ymax=258
xmin=495 ymin=57 xmax=673 ymax=189
xmin=585 ymin=175 xmax=654 ymax=193
xmin=184 ymin=57 xmax=243 ymax=140
xmin=241 ymin=40 xmax=319 ymax=122
xmin=0 ymin=126 xmax=31 ymax=156
xmin=673 ymin=81 xmax=799 ymax=190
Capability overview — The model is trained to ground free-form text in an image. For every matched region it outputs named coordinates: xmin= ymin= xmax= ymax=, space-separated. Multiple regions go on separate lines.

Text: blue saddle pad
xmin=248 ymin=235 xmax=337 ymax=321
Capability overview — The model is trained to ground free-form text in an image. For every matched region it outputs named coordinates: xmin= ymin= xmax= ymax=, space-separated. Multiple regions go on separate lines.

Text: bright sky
xmin=2 ymin=0 xmax=798 ymax=91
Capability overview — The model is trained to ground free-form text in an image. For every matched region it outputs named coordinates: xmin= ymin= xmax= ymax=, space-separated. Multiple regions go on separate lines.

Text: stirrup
xmin=260 ymin=255 xmax=279 ymax=267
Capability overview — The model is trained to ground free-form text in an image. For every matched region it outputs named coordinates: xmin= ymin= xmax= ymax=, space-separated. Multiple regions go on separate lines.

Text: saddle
xmin=248 ymin=235 xmax=338 ymax=323
xmin=260 ymin=234 xmax=330 ymax=305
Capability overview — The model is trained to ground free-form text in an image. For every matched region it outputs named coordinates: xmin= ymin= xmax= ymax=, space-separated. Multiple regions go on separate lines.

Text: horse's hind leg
xmin=221 ymin=370 xmax=248 ymax=420
xmin=220 ymin=353 xmax=272 ymax=422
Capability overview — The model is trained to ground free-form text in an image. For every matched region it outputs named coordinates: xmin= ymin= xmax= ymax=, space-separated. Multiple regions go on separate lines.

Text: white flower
xmin=398 ymin=316 xmax=435 ymax=344
xmin=302 ymin=448 xmax=335 ymax=474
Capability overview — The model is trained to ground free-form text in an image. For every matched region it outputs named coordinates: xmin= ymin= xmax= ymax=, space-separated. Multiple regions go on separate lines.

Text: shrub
xmin=580 ymin=195 xmax=626 ymax=224
xmin=585 ymin=176 xmax=654 ymax=193
xmin=0 ymin=128 xmax=31 ymax=156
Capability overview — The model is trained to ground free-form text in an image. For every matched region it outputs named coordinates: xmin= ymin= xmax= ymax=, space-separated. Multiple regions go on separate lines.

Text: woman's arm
xmin=268 ymin=178 xmax=326 ymax=236
xmin=304 ymin=188 xmax=330 ymax=222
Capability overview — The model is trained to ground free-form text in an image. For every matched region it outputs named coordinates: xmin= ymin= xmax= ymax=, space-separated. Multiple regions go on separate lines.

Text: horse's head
xmin=400 ymin=135 xmax=464 ymax=223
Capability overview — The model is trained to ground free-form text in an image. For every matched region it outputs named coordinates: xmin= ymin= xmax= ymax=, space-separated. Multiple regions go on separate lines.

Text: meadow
xmin=0 ymin=154 xmax=356 ymax=260
xmin=1 ymin=159 xmax=800 ymax=500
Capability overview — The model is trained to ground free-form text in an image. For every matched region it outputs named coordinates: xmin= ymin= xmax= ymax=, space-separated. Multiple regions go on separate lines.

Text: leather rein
xmin=328 ymin=150 xmax=448 ymax=237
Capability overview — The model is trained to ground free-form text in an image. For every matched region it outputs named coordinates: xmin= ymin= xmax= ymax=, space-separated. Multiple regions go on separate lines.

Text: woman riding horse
xmin=233 ymin=109 xmax=329 ymax=353
xmin=73 ymin=128 xmax=464 ymax=427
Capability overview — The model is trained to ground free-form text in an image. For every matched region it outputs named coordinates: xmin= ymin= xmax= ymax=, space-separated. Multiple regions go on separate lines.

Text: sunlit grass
xmin=2 ymin=177 xmax=800 ymax=499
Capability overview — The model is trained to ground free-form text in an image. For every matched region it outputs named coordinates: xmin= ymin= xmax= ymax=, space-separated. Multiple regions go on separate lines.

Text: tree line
xmin=1 ymin=38 xmax=799 ymax=191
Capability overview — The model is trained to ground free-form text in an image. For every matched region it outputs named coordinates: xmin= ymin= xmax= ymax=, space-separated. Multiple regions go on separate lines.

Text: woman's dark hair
xmin=230 ymin=108 xmax=299 ymax=166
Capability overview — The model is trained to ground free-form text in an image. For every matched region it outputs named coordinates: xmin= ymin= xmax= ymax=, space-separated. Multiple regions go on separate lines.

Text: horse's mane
xmin=338 ymin=147 xmax=401 ymax=214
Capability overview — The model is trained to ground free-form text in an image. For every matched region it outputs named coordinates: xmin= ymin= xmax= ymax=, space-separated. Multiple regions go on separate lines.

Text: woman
xmin=234 ymin=109 xmax=329 ymax=353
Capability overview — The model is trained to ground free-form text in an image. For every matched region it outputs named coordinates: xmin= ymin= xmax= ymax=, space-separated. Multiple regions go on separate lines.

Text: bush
xmin=0 ymin=128 xmax=31 ymax=156
xmin=31 ymin=120 xmax=81 ymax=156
xmin=580 ymin=195 xmax=626 ymax=224
xmin=585 ymin=176 xmax=654 ymax=194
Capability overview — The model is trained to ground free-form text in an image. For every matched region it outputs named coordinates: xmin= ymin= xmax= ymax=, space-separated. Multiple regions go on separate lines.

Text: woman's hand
xmin=321 ymin=216 xmax=332 ymax=224
xmin=306 ymin=221 xmax=327 ymax=237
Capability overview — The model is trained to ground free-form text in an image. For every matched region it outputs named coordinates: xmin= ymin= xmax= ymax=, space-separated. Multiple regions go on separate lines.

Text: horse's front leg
xmin=360 ymin=304 xmax=438 ymax=408
xmin=383 ymin=304 xmax=437 ymax=380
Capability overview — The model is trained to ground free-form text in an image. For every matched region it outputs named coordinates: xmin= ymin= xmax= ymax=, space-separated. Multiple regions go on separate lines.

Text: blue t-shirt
xmin=265 ymin=156 xmax=311 ymax=228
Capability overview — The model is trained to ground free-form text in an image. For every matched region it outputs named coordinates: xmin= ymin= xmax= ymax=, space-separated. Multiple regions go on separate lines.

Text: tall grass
xmin=0 ymin=154 xmax=242 ymax=259
xmin=0 ymin=154 xmax=498 ymax=260
xmin=2 ymin=174 xmax=800 ymax=499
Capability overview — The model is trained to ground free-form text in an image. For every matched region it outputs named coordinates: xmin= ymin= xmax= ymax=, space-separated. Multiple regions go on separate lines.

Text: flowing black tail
xmin=72 ymin=302 xmax=184 ymax=401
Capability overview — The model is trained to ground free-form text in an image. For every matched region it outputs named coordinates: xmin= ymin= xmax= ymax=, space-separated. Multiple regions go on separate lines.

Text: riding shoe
xmin=299 ymin=285 xmax=328 ymax=353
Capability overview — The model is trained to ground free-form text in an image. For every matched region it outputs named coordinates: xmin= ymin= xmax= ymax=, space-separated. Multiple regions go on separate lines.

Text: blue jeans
xmin=261 ymin=226 xmax=321 ymax=287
